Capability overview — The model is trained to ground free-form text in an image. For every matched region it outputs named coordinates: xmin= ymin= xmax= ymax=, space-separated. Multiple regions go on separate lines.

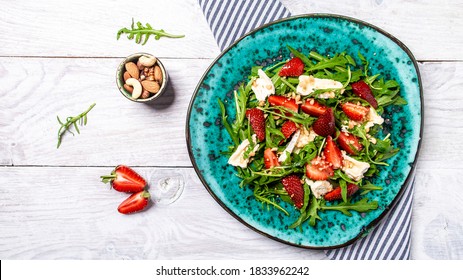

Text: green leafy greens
xmin=117 ymin=18 xmax=184 ymax=45
xmin=56 ymin=103 xmax=96 ymax=148
xmin=218 ymin=46 xmax=406 ymax=228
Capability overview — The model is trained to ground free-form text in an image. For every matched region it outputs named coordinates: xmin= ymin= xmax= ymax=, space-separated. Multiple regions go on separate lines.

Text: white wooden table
xmin=1 ymin=0 xmax=462 ymax=260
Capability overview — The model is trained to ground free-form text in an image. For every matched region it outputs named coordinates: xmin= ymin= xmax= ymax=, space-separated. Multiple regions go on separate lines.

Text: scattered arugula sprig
xmin=56 ymin=103 xmax=96 ymax=148
xmin=219 ymin=46 xmax=407 ymax=228
xmin=117 ymin=18 xmax=184 ymax=45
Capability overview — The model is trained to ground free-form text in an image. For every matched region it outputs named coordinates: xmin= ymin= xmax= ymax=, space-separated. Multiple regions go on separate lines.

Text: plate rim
xmin=185 ymin=13 xmax=424 ymax=249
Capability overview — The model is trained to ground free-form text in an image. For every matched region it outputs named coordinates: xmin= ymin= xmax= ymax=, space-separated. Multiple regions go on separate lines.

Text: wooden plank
xmin=281 ymin=0 xmax=463 ymax=61
xmin=417 ymin=62 xmax=463 ymax=170
xmin=1 ymin=0 xmax=462 ymax=60
xmin=1 ymin=58 xmax=462 ymax=168
xmin=0 ymin=0 xmax=219 ymax=58
xmin=0 ymin=165 xmax=461 ymax=259
xmin=0 ymin=166 xmax=327 ymax=259
xmin=411 ymin=168 xmax=463 ymax=259
xmin=0 ymin=57 xmax=212 ymax=167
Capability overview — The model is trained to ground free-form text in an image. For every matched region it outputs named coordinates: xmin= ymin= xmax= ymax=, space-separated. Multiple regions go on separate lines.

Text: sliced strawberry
xmin=264 ymin=148 xmax=280 ymax=169
xmin=268 ymin=95 xmax=299 ymax=113
xmin=281 ymin=120 xmax=298 ymax=139
xmin=118 ymin=190 xmax=151 ymax=214
xmin=100 ymin=165 xmax=146 ymax=193
xmin=323 ymin=136 xmax=343 ymax=169
xmin=305 ymin=157 xmax=334 ymax=181
xmin=351 ymin=81 xmax=378 ymax=109
xmin=312 ymin=108 xmax=335 ymax=137
xmin=281 ymin=174 xmax=304 ymax=209
xmin=337 ymin=131 xmax=363 ymax=155
xmin=278 ymin=57 xmax=305 ymax=77
xmin=342 ymin=102 xmax=370 ymax=121
xmin=324 ymin=183 xmax=359 ymax=201
xmin=246 ymin=108 xmax=266 ymax=141
xmin=301 ymin=98 xmax=328 ymax=117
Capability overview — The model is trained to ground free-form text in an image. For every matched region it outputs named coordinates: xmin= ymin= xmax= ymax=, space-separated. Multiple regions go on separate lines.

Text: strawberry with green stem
xmin=100 ymin=165 xmax=146 ymax=193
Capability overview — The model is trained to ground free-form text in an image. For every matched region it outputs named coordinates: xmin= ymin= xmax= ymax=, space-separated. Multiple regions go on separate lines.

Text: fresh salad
xmin=218 ymin=46 xmax=406 ymax=228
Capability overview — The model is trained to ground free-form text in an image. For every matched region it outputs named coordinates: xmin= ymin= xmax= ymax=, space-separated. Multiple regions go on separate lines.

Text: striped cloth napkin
xmin=197 ymin=0 xmax=415 ymax=260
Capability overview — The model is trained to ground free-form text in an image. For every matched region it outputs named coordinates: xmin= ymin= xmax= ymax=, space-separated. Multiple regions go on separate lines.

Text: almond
xmin=154 ymin=66 xmax=163 ymax=84
xmin=123 ymin=71 xmax=131 ymax=82
xmin=141 ymin=80 xmax=160 ymax=94
xmin=123 ymin=83 xmax=133 ymax=93
xmin=125 ymin=62 xmax=139 ymax=79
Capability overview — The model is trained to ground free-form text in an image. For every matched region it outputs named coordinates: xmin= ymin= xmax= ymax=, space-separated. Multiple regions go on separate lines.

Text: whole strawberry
xmin=312 ymin=108 xmax=335 ymax=137
xmin=100 ymin=165 xmax=146 ymax=193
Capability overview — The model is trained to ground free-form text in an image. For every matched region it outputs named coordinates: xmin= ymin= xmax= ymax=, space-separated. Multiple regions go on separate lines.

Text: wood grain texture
xmin=281 ymin=0 xmax=463 ymax=61
xmin=0 ymin=57 xmax=211 ymax=166
xmin=1 ymin=0 xmax=463 ymax=60
xmin=0 ymin=0 xmax=219 ymax=58
xmin=0 ymin=166 xmax=327 ymax=259
xmin=411 ymin=168 xmax=463 ymax=259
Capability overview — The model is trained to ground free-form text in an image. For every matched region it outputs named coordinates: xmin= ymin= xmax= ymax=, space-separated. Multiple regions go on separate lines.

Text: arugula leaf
xmin=359 ymin=182 xmax=383 ymax=195
xmin=321 ymin=198 xmax=378 ymax=216
xmin=117 ymin=18 xmax=184 ymax=45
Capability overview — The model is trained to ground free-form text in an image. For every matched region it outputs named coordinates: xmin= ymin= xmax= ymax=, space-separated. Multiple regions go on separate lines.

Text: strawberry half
xmin=246 ymin=108 xmax=266 ymax=141
xmin=301 ymin=98 xmax=328 ymax=117
xmin=323 ymin=136 xmax=343 ymax=169
xmin=281 ymin=174 xmax=304 ymax=209
xmin=324 ymin=183 xmax=359 ymax=201
xmin=305 ymin=157 xmax=334 ymax=181
xmin=351 ymin=81 xmax=378 ymax=109
xmin=100 ymin=165 xmax=146 ymax=193
xmin=337 ymin=131 xmax=363 ymax=155
xmin=281 ymin=120 xmax=298 ymax=139
xmin=268 ymin=95 xmax=299 ymax=113
xmin=278 ymin=57 xmax=305 ymax=77
xmin=264 ymin=148 xmax=280 ymax=169
xmin=312 ymin=108 xmax=335 ymax=137
xmin=118 ymin=190 xmax=151 ymax=214
xmin=342 ymin=102 xmax=370 ymax=121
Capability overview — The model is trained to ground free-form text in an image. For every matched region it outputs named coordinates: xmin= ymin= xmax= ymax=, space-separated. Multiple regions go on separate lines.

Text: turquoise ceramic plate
xmin=186 ymin=14 xmax=422 ymax=249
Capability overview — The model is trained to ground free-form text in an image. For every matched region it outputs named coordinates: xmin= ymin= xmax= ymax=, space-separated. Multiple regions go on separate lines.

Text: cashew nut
xmin=125 ymin=78 xmax=143 ymax=99
xmin=138 ymin=55 xmax=157 ymax=67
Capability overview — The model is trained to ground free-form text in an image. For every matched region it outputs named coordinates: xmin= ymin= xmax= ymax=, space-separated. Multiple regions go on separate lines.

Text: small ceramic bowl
xmin=116 ymin=52 xmax=168 ymax=103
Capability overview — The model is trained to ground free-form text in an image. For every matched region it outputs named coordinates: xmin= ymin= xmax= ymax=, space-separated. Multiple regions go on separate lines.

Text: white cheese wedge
xmin=228 ymin=134 xmax=260 ymax=168
xmin=278 ymin=129 xmax=301 ymax=163
xmin=251 ymin=69 xmax=275 ymax=101
xmin=341 ymin=153 xmax=370 ymax=181
xmin=364 ymin=107 xmax=384 ymax=131
xmin=305 ymin=179 xmax=333 ymax=199
xmin=296 ymin=75 xmax=344 ymax=98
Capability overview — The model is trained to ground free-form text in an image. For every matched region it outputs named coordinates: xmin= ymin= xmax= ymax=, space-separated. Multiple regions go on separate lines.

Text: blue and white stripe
xmin=199 ymin=0 xmax=291 ymax=51
xmin=198 ymin=0 xmax=415 ymax=260
xmin=326 ymin=178 xmax=414 ymax=260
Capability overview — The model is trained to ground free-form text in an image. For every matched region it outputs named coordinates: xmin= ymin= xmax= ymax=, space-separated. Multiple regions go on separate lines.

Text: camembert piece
xmin=305 ymin=178 xmax=333 ymax=199
xmin=251 ymin=69 xmax=275 ymax=101
xmin=341 ymin=153 xmax=370 ymax=181
xmin=297 ymin=75 xmax=344 ymax=98
xmin=228 ymin=134 xmax=260 ymax=168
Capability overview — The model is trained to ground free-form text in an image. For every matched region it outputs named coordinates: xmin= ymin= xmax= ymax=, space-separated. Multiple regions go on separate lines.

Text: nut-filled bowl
xmin=116 ymin=52 xmax=168 ymax=103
